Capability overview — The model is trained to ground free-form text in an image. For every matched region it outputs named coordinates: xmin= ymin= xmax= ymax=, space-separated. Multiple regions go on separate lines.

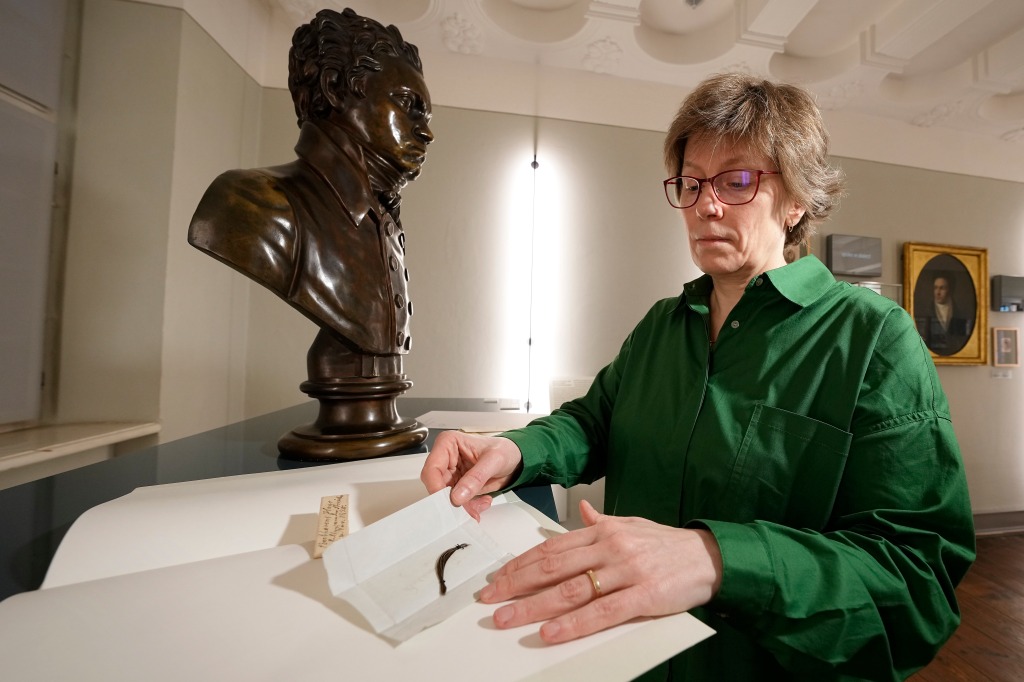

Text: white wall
xmin=0 ymin=0 xmax=64 ymax=425
xmin=56 ymin=1 xmax=1024 ymax=521
xmin=242 ymin=93 xmax=699 ymax=416
xmin=157 ymin=11 xmax=262 ymax=442
xmin=815 ymin=159 xmax=1024 ymax=515
xmin=242 ymin=93 xmax=1024 ymax=518
xmin=60 ymin=0 xmax=180 ymax=425
xmin=60 ymin=0 xmax=260 ymax=441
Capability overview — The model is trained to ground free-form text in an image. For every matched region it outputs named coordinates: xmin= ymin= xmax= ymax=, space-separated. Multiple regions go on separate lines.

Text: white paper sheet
xmin=0 ymin=497 xmax=715 ymax=681
xmin=26 ymin=449 xmax=716 ymax=679
xmin=43 ymin=452 xmax=430 ymax=588
xmin=324 ymin=489 xmax=513 ymax=641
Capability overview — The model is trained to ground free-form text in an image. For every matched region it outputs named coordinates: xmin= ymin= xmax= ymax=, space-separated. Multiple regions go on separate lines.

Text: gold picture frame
xmin=993 ymin=327 xmax=1020 ymax=367
xmin=903 ymin=242 xmax=988 ymax=365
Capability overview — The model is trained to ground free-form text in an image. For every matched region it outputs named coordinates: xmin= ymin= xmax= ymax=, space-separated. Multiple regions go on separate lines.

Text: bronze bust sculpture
xmin=188 ymin=8 xmax=433 ymax=459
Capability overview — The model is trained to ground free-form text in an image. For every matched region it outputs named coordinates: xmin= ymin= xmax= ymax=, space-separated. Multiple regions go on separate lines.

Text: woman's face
xmin=680 ymin=134 xmax=803 ymax=282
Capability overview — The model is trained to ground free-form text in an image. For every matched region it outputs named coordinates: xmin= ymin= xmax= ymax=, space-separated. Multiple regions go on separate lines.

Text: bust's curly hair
xmin=288 ymin=8 xmax=422 ymax=127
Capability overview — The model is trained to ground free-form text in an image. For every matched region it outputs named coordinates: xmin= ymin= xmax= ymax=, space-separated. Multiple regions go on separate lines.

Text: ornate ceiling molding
xmin=585 ymin=1 xmax=641 ymax=25
xmin=441 ymin=12 xmax=485 ymax=54
xmin=267 ymin=0 xmax=1024 ymax=140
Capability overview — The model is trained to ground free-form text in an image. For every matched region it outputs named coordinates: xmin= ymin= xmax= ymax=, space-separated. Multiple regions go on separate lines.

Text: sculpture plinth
xmin=278 ymin=376 xmax=426 ymax=460
xmin=278 ymin=329 xmax=426 ymax=460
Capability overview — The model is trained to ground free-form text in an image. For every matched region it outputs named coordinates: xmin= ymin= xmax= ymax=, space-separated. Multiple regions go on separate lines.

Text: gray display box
xmin=992 ymin=275 xmax=1024 ymax=312
xmin=826 ymin=234 xmax=882 ymax=277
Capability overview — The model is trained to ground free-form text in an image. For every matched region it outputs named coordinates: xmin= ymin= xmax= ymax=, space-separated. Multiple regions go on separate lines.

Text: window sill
xmin=0 ymin=422 xmax=161 ymax=490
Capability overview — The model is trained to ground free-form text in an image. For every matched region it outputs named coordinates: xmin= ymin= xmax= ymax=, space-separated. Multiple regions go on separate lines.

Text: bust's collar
xmin=294 ymin=121 xmax=378 ymax=225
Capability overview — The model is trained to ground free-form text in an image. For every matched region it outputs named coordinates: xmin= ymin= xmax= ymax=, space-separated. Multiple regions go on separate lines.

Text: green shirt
xmin=502 ymin=256 xmax=975 ymax=681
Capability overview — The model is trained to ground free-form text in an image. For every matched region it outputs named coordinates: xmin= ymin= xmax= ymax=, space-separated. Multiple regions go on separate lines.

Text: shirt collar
xmin=677 ymin=255 xmax=836 ymax=311
xmin=293 ymin=121 xmax=377 ymax=226
xmin=764 ymin=255 xmax=836 ymax=307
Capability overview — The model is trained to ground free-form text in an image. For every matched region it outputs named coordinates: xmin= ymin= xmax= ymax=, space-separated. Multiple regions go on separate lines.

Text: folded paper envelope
xmin=322 ymin=487 xmax=514 ymax=642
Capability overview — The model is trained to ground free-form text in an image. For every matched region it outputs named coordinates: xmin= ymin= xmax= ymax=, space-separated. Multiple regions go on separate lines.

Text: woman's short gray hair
xmin=664 ymin=73 xmax=844 ymax=248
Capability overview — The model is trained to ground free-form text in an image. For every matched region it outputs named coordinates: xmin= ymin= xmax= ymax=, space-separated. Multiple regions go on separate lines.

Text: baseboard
xmin=973 ymin=510 xmax=1024 ymax=535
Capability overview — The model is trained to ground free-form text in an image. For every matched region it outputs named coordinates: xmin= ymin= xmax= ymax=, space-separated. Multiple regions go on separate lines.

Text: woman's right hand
xmin=420 ymin=431 xmax=524 ymax=520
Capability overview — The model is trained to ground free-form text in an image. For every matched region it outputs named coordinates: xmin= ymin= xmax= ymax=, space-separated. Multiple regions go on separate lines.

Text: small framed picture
xmin=992 ymin=328 xmax=1020 ymax=368
xmin=903 ymin=242 xmax=988 ymax=365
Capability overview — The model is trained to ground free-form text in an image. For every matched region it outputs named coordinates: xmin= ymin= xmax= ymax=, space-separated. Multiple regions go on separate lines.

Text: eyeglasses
xmin=663 ymin=169 xmax=780 ymax=209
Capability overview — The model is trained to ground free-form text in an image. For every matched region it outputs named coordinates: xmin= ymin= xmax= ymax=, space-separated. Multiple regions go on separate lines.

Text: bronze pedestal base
xmin=278 ymin=376 xmax=427 ymax=461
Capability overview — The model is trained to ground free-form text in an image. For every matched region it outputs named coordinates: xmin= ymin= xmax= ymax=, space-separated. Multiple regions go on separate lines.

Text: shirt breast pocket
xmin=723 ymin=403 xmax=852 ymax=531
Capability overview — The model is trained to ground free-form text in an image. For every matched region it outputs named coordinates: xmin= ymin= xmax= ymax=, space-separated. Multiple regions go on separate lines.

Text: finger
xmin=492 ymin=570 xmax=605 ymax=630
xmin=483 ymin=538 xmax=599 ymax=603
xmin=579 ymin=499 xmax=605 ymax=527
xmin=463 ymin=495 xmax=493 ymax=522
xmin=487 ymin=532 xmax=585 ymax=585
xmin=420 ymin=462 xmax=453 ymax=495
xmin=539 ymin=588 xmax=641 ymax=644
xmin=450 ymin=448 xmax=511 ymax=505
xmin=420 ymin=432 xmax=460 ymax=493
xmin=492 ymin=525 xmax=598 ymax=580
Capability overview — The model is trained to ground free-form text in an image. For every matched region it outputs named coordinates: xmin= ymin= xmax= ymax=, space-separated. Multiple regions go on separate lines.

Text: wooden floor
xmin=911 ymin=533 xmax=1024 ymax=681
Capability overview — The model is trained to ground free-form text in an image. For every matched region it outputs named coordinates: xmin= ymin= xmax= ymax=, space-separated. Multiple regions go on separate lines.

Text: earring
xmin=787 ymin=223 xmax=794 ymax=233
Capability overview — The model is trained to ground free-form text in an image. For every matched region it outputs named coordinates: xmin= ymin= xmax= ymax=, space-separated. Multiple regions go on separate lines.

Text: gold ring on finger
xmin=585 ymin=569 xmax=602 ymax=598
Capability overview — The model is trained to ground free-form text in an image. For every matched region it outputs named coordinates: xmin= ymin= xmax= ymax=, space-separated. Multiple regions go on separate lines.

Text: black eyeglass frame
xmin=662 ymin=169 xmax=780 ymax=209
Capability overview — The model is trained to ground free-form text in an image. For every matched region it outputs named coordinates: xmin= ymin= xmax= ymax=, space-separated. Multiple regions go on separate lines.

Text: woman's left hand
xmin=478 ymin=500 xmax=724 ymax=644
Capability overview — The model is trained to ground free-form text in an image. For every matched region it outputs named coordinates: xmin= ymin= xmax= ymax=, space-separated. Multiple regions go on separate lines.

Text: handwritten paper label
xmin=313 ymin=494 xmax=349 ymax=559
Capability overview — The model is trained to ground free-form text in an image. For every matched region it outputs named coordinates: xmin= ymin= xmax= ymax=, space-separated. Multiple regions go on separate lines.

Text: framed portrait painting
xmin=903 ymin=242 xmax=988 ymax=365
xmin=993 ymin=328 xmax=1020 ymax=367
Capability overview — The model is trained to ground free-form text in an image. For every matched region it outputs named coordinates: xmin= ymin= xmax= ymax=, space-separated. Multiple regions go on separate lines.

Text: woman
xmin=420 ymin=73 xmax=974 ymax=680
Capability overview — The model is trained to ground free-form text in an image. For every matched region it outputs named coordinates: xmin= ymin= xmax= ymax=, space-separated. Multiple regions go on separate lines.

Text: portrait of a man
xmin=188 ymin=8 xmax=433 ymax=379
xmin=912 ymin=254 xmax=976 ymax=356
